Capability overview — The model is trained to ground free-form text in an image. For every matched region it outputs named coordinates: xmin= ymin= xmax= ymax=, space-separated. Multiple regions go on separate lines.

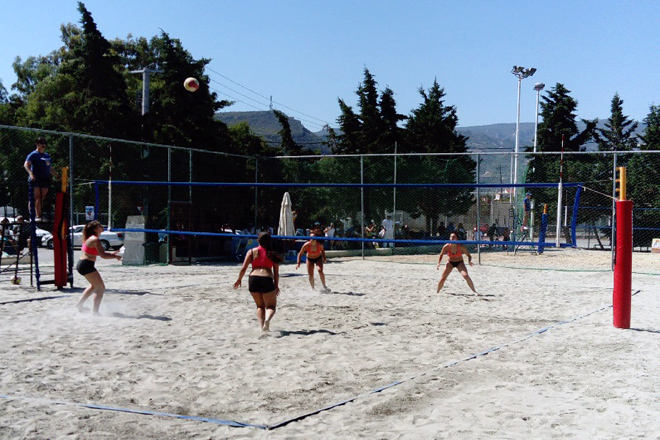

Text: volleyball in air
xmin=11 ymin=276 xmax=21 ymax=285
xmin=184 ymin=77 xmax=200 ymax=92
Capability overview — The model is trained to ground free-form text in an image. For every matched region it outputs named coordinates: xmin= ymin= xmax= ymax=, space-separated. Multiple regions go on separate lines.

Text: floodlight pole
xmin=130 ymin=66 xmax=162 ymax=238
xmin=533 ymin=83 xmax=545 ymax=154
xmin=530 ymin=83 xmax=544 ymax=243
xmin=131 ymin=66 xmax=162 ymax=115
xmin=513 ymin=75 xmax=522 ymax=195
xmin=511 ymin=66 xmax=536 ymax=206
xmin=511 ymin=66 xmax=536 ymax=244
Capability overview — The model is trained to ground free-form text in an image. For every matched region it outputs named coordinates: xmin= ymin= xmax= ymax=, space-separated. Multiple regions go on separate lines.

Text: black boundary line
xmin=0 ymin=295 xmax=71 ymax=305
xmin=267 ymin=289 xmax=641 ymax=429
xmin=0 ymin=290 xmax=641 ymax=431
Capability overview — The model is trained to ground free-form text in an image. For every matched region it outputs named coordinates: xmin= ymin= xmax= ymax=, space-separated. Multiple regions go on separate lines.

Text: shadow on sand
xmin=320 ymin=291 xmax=366 ymax=297
xmin=67 ymin=287 xmax=162 ymax=296
xmin=111 ymin=312 xmax=172 ymax=321
xmin=276 ymin=329 xmax=339 ymax=337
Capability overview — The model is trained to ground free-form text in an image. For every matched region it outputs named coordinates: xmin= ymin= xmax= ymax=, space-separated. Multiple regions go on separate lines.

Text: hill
xmin=216 ymin=110 xmax=645 ymax=160
xmin=216 ymin=111 xmax=545 ymax=154
xmin=216 ymin=111 xmax=331 ymax=154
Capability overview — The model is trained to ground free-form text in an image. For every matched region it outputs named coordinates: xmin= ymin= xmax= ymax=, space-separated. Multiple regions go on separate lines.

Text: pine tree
xmin=626 ymin=105 xmax=660 ymax=247
xmin=638 ymin=105 xmax=660 ymax=150
xmin=334 ymin=68 xmax=405 ymax=221
xmin=588 ymin=93 xmax=639 ymax=228
xmin=594 ymin=93 xmax=638 ymax=152
xmin=526 ymin=83 xmax=595 ymax=229
xmin=56 ymin=2 xmax=138 ymax=137
xmin=401 ymin=79 xmax=475 ymax=233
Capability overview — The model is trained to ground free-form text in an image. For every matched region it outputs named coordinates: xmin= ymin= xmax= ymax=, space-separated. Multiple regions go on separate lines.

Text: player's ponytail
xmin=257 ymin=232 xmax=283 ymax=264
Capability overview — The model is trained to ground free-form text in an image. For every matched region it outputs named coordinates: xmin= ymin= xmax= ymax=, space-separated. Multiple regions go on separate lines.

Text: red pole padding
xmin=53 ymin=192 xmax=68 ymax=288
xmin=613 ymin=200 xmax=633 ymax=328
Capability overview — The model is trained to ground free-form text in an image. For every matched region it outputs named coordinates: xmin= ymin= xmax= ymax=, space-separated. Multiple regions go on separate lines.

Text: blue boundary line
xmin=0 ymin=290 xmax=639 ymax=431
xmin=0 ymin=395 xmax=267 ymax=429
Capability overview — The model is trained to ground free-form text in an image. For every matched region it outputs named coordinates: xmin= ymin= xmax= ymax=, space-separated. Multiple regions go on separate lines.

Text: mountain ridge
xmin=216 ymin=110 xmax=645 ymax=154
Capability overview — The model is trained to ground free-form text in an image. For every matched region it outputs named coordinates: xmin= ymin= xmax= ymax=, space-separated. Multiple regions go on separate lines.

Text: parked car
xmin=34 ymin=228 xmax=50 ymax=247
xmin=43 ymin=225 xmax=124 ymax=250
xmin=41 ymin=232 xmax=53 ymax=248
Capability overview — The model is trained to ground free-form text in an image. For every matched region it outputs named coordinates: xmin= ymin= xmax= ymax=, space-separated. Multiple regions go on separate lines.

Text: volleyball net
xmin=2 ymin=124 xmax=660 ymax=270
xmin=93 ymin=178 xmax=587 ymax=263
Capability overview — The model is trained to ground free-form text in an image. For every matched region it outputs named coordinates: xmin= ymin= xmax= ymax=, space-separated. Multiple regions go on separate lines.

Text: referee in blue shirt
xmin=24 ymin=137 xmax=58 ymax=221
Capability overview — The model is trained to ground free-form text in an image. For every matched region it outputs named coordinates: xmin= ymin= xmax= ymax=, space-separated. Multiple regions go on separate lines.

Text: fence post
xmin=189 ymin=150 xmax=193 ymax=202
xmin=68 ymin=135 xmax=75 ymax=287
xmin=108 ymin=143 xmax=112 ymax=230
xmin=254 ymin=157 xmax=258 ymax=229
xmin=476 ymin=154 xmax=481 ymax=264
xmin=167 ymin=145 xmax=172 ymax=262
xmin=360 ymin=155 xmax=365 ymax=260
xmin=393 ymin=142 xmax=397 ymax=223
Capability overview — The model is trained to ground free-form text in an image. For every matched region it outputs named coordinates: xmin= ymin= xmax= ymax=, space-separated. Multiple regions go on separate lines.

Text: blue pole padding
xmin=570 ymin=185 xmax=583 ymax=247
xmin=538 ymin=213 xmax=549 ymax=254
xmin=28 ymin=180 xmax=41 ymax=290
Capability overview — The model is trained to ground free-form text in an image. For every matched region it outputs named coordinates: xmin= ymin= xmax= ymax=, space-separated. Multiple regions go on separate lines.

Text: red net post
xmin=613 ymin=200 xmax=633 ymax=329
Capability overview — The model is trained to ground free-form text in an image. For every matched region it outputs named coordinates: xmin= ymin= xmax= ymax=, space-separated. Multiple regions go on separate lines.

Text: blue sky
xmin=1 ymin=1 xmax=659 ymax=132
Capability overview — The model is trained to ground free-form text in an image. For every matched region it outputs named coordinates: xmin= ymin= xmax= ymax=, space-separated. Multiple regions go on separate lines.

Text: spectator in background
xmin=487 ymin=223 xmax=498 ymax=245
xmin=24 ymin=137 xmax=58 ymax=221
xmin=394 ymin=221 xmax=402 ymax=239
xmin=242 ymin=223 xmax=254 ymax=235
xmin=324 ymin=222 xmax=335 ymax=250
xmin=437 ymin=222 xmax=446 ymax=239
xmin=1 ymin=218 xmax=12 ymax=255
xmin=365 ymin=220 xmax=377 ymax=248
xmin=310 ymin=222 xmax=323 ymax=237
xmin=11 ymin=216 xmax=31 ymax=252
xmin=402 ymin=223 xmax=411 ymax=239
xmin=502 ymin=227 xmax=510 ymax=248
xmin=456 ymin=223 xmax=467 ymax=241
xmin=381 ymin=214 xmax=394 ymax=248
xmin=523 ymin=192 xmax=533 ymax=229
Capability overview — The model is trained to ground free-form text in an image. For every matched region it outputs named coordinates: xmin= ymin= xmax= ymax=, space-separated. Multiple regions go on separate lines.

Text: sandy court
xmin=1 ymin=248 xmax=659 ymax=438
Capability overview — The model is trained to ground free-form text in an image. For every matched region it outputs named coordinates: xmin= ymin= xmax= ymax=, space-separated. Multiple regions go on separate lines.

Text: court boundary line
xmin=0 ymin=295 xmax=71 ymax=305
xmin=0 ymin=290 xmax=641 ymax=431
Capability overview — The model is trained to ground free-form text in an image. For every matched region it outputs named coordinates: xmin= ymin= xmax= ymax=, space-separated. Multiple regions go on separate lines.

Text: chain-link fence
xmin=2 ymin=124 xmax=660 ymax=268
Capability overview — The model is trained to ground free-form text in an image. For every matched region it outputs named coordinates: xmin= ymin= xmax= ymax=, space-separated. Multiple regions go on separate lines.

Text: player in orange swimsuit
xmin=297 ymin=233 xmax=330 ymax=292
xmin=436 ymin=232 xmax=479 ymax=295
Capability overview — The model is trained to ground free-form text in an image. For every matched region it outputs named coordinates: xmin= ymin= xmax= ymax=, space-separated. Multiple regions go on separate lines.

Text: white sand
xmin=1 ymin=249 xmax=659 ymax=439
